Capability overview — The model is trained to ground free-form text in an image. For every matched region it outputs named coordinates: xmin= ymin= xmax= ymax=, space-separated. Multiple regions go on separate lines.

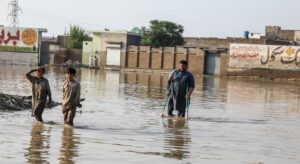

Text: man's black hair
xmin=179 ymin=60 xmax=188 ymax=65
xmin=66 ymin=67 xmax=76 ymax=75
xmin=37 ymin=66 xmax=45 ymax=74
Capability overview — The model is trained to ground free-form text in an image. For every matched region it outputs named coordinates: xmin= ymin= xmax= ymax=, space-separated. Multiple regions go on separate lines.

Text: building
xmin=0 ymin=25 xmax=47 ymax=65
xmin=82 ymin=30 xmax=141 ymax=68
xmin=40 ymin=35 xmax=83 ymax=66
xmin=265 ymin=26 xmax=300 ymax=45
xmin=180 ymin=26 xmax=300 ymax=77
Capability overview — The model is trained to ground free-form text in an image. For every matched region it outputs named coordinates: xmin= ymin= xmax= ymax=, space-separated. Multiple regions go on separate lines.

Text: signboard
xmin=0 ymin=27 xmax=39 ymax=53
xmin=229 ymin=44 xmax=300 ymax=70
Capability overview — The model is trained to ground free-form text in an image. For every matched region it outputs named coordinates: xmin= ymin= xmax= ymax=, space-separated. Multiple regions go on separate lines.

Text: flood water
xmin=0 ymin=64 xmax=300 ymax=164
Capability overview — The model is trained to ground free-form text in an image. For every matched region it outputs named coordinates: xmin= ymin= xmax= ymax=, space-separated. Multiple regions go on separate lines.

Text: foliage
xmin=130 ymin=26 xmax=148 ymax=35
xmin=141 ymin=20 xmax=184 ymax=47
xmin=68 ymin=25 xmax=89 ymax=49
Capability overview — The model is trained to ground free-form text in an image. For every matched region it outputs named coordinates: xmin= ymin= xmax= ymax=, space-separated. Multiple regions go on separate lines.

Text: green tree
xmin=68 ymin=25 xmax=89 ymax=49
xmin=130 ymin=26 xmax=148 ymax=35
xmin=141 ymin=20 xmax=184 ymax=47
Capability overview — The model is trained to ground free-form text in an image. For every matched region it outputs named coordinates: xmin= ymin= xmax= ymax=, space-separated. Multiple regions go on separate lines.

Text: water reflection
xmin=201 ymin=76 xmax=228 ymax=110
xmin=1 ymin=64 xmax=300 ymax=163
xmin=123 ymin=72 xmax=166 ymax=98
xmin=59 ymin=127 xmax=81 ymax=164
xmin=162 ymin=118 xmax=190 ymax=160
xmin=25 ymin=123 xmax=51 ymax=163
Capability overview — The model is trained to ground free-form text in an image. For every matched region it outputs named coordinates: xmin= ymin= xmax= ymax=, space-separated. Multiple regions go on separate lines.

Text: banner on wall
xmin=229 ymin=43 xmax=300 ymax=70
xmin=0 ymin=27 xmax=39 ymax=53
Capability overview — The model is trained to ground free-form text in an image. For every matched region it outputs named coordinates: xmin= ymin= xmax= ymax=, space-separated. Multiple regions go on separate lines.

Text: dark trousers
xmin=168 ymin=98 xmax=174 ymax=116
xmin=33 ymin=101 xmax=46 ymax=122
xmin=63 ymin=107 xmax=76 ymax=126
xmin=168 ymin=98 xmax=186 ymax=117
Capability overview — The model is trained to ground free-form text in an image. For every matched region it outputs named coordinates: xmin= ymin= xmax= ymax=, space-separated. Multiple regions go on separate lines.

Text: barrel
xmin=243 ymin=31 xmax=249 ymax=39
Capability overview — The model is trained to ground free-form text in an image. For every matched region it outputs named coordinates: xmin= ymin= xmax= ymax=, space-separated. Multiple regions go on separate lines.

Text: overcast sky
xmin=0 ymin=0 xmax=300 ymax=37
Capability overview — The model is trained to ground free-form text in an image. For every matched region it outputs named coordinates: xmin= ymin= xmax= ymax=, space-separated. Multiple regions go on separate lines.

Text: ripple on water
xmin=0 ymin=65 xmax=300 ymax=163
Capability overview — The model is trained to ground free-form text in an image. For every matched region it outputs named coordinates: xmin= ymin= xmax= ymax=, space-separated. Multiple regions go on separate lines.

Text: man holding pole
xmin=166 ymin=60 xmax=195 ymax=117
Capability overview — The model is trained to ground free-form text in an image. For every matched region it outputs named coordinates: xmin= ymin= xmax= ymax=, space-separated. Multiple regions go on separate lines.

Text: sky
xmin=0 ymin=0 xmax=300 ymax=37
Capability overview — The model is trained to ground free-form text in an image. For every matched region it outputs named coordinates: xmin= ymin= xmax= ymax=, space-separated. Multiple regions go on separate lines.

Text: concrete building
xmin=248 ymin=32 xmax=262 ymax=39
xmin=0 ymin=26 xmax=47 ymax=65
xmin=40 ymin=35 xmax=83 ymax=66
xmin=265 ymin=26 xmax=300 ymax=45
xmin=180 ymin=26 xmax=300 ymax=77
xmin=82 ymin=30 xmax=141 ymax=68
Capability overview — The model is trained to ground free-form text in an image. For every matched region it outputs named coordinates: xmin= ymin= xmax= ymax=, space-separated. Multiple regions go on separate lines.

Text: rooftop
xmin=87 ymin=29 xmax=141 ymax=36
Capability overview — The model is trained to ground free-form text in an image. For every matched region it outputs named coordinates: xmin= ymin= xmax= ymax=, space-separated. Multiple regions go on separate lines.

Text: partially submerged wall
xmin=125 ymin=46 xmax=205 ymax=75
xmin=0 ymin=52 xmax=38 ymax=65
xmin=0 ymin=26 xmax=41 ymax=65
xmin=228 ymin=43 xmax=300 ymax=78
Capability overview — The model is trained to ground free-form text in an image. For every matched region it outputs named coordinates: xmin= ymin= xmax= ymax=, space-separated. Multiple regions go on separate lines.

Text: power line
xmin=22 ymin=7 xmax=104 ymax=29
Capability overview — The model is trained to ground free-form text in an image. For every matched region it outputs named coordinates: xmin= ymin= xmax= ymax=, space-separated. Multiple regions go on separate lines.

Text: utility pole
xmin=7 ymin=0 xmax=22 ymax=27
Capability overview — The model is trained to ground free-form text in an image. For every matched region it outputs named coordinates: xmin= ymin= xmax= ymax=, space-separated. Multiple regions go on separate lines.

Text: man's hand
xmin=185 ymin=94 xmax=191 ymax=99
xmin=29 ymin=69 xmax=37 ymax=73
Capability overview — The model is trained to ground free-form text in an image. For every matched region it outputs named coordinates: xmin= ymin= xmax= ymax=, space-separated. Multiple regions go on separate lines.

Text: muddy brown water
xmin=0 ymin=64 xmax=300 ymax=164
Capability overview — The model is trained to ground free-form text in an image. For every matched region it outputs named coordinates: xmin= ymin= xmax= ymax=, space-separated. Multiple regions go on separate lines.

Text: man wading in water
xmin=167 ymin=60 xmax=195 ymax=117
xmin=62 ymin=67 xmax=81 ymax=127
xmin=26 ymin=67 xmax=52 ymax=122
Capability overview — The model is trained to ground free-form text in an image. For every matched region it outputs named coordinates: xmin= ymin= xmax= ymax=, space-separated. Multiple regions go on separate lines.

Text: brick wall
xmin=125 ymin=46 xmax=206 ymax=75
xmin=139 ymin=46 xmax=150 ymax=69
xmin=184 ymin=37 xmax=266 ymax=48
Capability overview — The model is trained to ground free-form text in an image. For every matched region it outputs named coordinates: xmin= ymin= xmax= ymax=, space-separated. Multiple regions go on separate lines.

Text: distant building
xmin=248 ymin=33 xmax=262 ymax=39
xmin=265 ymin=26 xmax=300 ymax=45
xmin=40 ymin=35 xmax=84 ymax=66
xmin=184 ymin=26 xmax=300 ymax=50
xmin=82 ymin=30 xmax=141 ymax=68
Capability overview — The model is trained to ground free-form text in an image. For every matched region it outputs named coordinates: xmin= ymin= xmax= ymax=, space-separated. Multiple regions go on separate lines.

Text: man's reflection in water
xmin=25 ymin=122 xmax=51 ymax=163
xmin=162 ymin=118 xmax=191 ymax=160
xmin=59 ymin=126 xmax=80 ymax=164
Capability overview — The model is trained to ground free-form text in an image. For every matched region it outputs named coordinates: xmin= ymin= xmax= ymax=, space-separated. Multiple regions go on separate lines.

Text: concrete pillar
xmin=127 ymin=46 xmax=138 ymax=68
xmin=151 ymin=48 xmax=162 ymax=69
xmin=220 ymin=51 xmax=228 ymax=76
xmin=188 ymin=48 xmax=205 ymax=75
xmin=139 ymin=46 xmax=150 ymax=69
xmin=163 ymin=47 xmax=175 ymax=70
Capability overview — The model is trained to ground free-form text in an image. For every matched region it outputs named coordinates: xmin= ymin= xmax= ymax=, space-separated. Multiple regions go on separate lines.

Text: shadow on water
xmin=58 ymin=126 xmax=81 ymax=164
xmin=24 ymin=122 xmax=51 ymax=163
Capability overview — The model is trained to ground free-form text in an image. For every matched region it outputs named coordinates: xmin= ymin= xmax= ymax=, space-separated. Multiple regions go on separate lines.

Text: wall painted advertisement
xmin=230 ymin=43 xmax=300 ymax=70
xmin=0 ymin=26 xmax=39 ymax=53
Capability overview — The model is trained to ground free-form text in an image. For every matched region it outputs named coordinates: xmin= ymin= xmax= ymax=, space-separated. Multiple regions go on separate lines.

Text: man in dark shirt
xmin=167 ymin=60 xmax=195 ymax=117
